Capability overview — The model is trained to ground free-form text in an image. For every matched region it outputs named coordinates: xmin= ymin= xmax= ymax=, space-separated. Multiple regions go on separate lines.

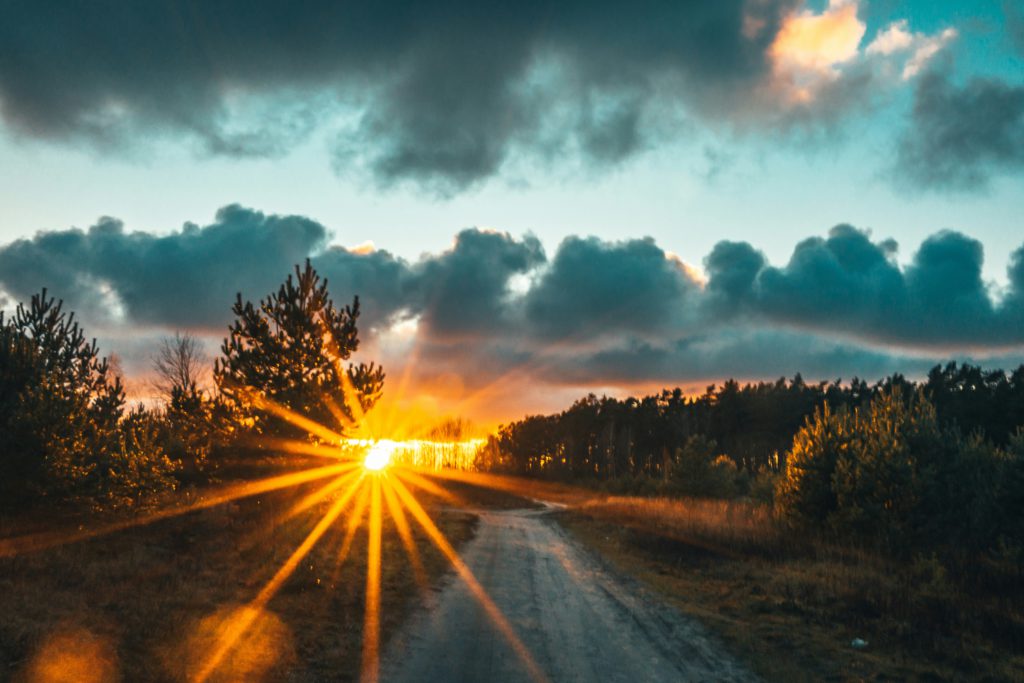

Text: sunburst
xmin=0 ymin=320 xmax=551 ymax=683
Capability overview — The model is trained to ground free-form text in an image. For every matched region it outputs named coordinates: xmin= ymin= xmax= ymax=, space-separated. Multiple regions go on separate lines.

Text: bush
xmin=778 ymin=388 xmax=1015 ymax=559
xmin=775 ymin=402 xmax=852 ymax=525
xmin=668 ymin=436 xmax=738 ymax=499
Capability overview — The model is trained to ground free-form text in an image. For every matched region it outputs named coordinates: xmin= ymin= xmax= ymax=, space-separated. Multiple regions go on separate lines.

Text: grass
xmin=0 ymin=467 xmax=487 ymax=682
xmin=557 ymin=495 xmax=1024 ymax=683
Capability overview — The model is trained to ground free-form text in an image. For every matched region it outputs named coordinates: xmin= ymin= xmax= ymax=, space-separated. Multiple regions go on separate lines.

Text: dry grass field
xmin=558 ymin=495 xmax=1024 ymax=683
xmin=0 ymin=467 xmax=526 ymax=682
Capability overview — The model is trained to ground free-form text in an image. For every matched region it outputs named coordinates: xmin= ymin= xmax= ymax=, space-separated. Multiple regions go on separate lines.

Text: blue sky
xmin=1 ymin=0 xmax=1022 ymax=424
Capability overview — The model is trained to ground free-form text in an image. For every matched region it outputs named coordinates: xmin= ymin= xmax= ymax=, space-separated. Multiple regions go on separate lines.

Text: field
xmin=0 ymin=466 xmax=533 ymax=682
xmin=557 ymin=495 xmax=1024 ymax=682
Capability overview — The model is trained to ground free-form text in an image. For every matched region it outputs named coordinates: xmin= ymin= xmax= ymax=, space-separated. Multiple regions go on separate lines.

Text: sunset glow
xmin=363 ymin=440 xmax=396 ymax=471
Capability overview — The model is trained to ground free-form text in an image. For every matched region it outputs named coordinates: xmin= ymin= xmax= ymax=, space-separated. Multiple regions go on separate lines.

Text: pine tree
xmin=0 ymin=290 xmax=131 ymax=507
xmin=214 ymin=260 xmax=385 ymax=440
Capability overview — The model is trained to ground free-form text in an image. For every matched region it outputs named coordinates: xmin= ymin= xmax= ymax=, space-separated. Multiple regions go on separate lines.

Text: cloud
xmin=865 ymin=20 xmax=957 ymax=80
xmin=866 ymin=19 xmax=915 ymax=56
xmin=1008 ymin=0 xmax=1024 ymax=55
xmin=2 ymin=207 xmax=1022 ymax=412
xmin=0 ymin=0 xmax=956 ymax=193
xmin=756 ymin=1 xmax=955 ymax=130
xmin=554 ymin=329 xmax=936 ymax=386
xmin=523 ymin=236 xmax=700 ymax=341
xmin=706 ymin=224 xmax=1023 ymax=346
xmin=407 ymin=229 xmax=545 ymax=340
xmin=0 ymin=0 xmax=806 ymax=193
xmin=313 ymin=245 xmax=412 ymax=330
xmin=895 ymin=69 xmax=1024 ymax=190
xmin=0 ymin=205 xmax=327 ymax=329
xmin=770 ymin=0 xmax=866 ymax=76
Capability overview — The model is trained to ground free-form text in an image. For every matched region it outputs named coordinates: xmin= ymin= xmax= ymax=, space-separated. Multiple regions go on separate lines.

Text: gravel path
xmin=380 ymin=505 xmax=758 ymax=683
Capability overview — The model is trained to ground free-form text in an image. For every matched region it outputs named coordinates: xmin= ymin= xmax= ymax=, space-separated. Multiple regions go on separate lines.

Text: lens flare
xmin=363 ymin=440 xmax=396 ymax=471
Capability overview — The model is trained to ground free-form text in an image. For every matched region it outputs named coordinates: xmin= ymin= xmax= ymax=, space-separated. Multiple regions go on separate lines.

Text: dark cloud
xmin=313 ymin=246 xmax=412 ymax=330
xmin=409 ymin=229 xmax=545 ymax=340
xmin=554 ymin=330 xmax=936 ymax=386
xmin=895 ymin=69 xmax=1024 ymax=190
xmin=0 ymin=205 xmax=327 ymax=329
xmin=524 ymin=236 xmax=697 ymax=340
xmin=1007 ymin=0 xmax=1024 ymax=55
xmin=703 ymin=240 xmax=766 ymax=310
xmin=0 ymin=1 xmax=799 ymax=191
xmin=706 ymin=224 xmax=1022 ymax=346
xmin=2 ymin=207 xmax=1023 ymax=394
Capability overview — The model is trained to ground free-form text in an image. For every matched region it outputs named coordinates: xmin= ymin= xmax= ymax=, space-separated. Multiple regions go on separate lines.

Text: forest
xmin=491 ymin=366 xmax=1024 ymax=480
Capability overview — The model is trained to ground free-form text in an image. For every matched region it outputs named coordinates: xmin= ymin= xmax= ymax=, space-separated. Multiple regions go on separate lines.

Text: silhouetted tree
xmin=153 ymin=332 xmax=206 ymax=404
xmin=0 ymin=290 xmax=177 ymax=509
xmin=214 ymin=260 xmax=385 ymax=440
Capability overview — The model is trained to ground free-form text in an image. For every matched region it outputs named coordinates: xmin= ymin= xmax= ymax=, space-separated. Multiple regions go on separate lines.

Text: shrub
xmin=775 ymin=402 xmax=853 ymax=525
xmin=669 ymin=435 xmax=737 ymax=499
xmin=778 ymin=387 xmax=1015 ymax=559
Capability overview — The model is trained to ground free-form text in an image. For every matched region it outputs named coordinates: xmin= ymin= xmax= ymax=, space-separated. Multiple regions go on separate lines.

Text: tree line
xmin=489 ymin=366 xmax=1024 ymax=481
xmin=0 ymin=261 xmax=383 ymax=513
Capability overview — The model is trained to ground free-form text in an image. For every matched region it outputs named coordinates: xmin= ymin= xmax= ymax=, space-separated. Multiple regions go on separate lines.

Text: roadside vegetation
xmin=492 ymin=383 xmax=1024 ymax=680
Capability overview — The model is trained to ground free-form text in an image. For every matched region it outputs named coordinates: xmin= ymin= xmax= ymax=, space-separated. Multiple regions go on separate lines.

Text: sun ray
xmin=193 ymin=472 xmax=366 ymax=683
xmin=408 ymin=466 xmax=547 ymax=500
xmin=360 ymin=476 xmax=383 ymax=683
xmin=389 ymin=476 xmax=550 ymax=683
xmin=331 ymin=483 xmax=370 ymax=580
xmin=284 ymin=468 xmax=362 ymax=520
xmin=393 ymin=468 xmax=464 ymax=506
xmin=322 ymin=392 xmax=357 ymax=433
xmin=380 ymin=475 xmax=429 ymax=594
xmin=254 ymin=437 xmax=361 ymax=461
xmin=441 ymin=321 xmax=612 ymax=420
xmin=318 ymin=317 xmax=372 ymax=432
xmin=242 ymin=388 xmax=349 ymax=444
xmin=0 ymin=463 xmax=351 ymax=558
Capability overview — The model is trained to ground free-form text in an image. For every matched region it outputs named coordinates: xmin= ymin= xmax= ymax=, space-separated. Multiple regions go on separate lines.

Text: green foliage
xmin=668 ymin=435 xmax=737 ymax=498
xmin=776 ymin=402 xmax=853 ymax=525
xmin=161 ymin=383 xmax=220 ymax=480
xmin=778 ymin=387 xmax=1016 ymax=558
xmin=214 ymin=260 xmax=385 ymax=440
xmin=106 ymin=407 xmax=180 ymax=506
xmin=0 ymin=291 xmax=176 ymax=510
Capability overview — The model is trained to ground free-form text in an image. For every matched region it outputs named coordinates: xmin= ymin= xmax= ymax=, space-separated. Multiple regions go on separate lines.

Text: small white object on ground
xmin=851 ymin=638 xmax=869 ymax=649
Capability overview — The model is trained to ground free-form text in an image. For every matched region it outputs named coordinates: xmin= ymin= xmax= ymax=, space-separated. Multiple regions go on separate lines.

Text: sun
xmin=363 ymin=440 xmax=396 ymax=471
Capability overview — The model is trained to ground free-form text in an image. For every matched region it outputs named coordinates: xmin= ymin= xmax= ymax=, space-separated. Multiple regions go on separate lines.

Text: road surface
xmin=380 ymin=505 xmax=758 ymax=683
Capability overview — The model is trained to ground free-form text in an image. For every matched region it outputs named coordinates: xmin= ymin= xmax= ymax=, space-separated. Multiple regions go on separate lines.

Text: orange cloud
xmin=770 ymin=0 xmax=866 ymax=76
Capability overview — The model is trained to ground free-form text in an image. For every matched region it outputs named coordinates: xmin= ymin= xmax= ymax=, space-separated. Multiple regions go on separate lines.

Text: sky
xmin=1 ymin=0 xmax=1023 ymax=429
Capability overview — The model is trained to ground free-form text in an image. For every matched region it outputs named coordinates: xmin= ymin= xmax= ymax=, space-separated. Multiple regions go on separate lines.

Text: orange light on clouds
xmin=771 ymin=0 xmax=865 ymax=74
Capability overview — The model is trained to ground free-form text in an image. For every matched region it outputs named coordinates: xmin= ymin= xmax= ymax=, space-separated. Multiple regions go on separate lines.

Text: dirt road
xmin=380 ymin=505 xmax=757 ymax=683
